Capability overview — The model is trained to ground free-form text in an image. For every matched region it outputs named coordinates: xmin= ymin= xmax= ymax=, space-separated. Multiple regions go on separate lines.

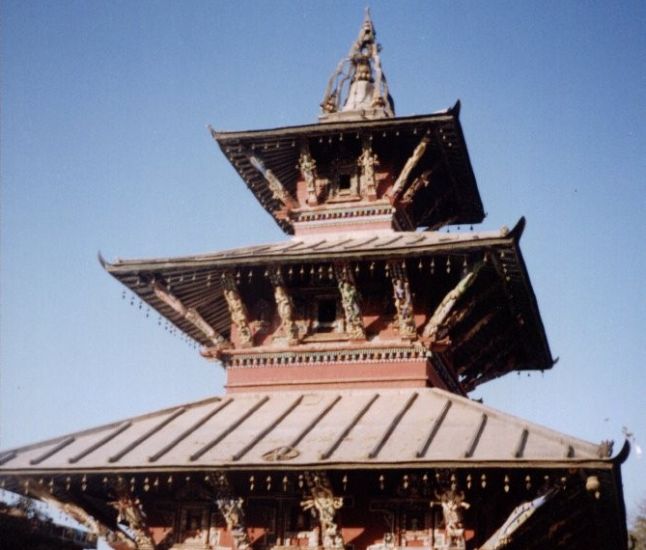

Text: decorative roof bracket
xmin=422 ymin=263 xmax=483 ymax=342
xmin=248 ymin=153 xmax=297 ymax=209
xmin=432 ymin=488 xmax=470 ymax=548
xmin=216 ymin=497 xmax=251 ymax=550
xmin=32 ymin=487 xmax=136 ymax=549
xmin=298 ymin=141 xmax=320 ymax=206
xmin=268 ymin=267 xmax=300 ymax=344
xmin=300 ymin=472 xmax=345 ymax=550
xmin=390 ymin=135 xmax=431 ymax=201
xmin=335 ymin=262 xmax=366 ymax=340
xmin=400 ymin=168 xmax=435 ymax=205
xmin=389 ymin=261 xmax=417 ymax=339
xmin=358 ymin=135 xmax=379 ymax=201
xmin=221 ymin=271 xmax=254 ymax=347
xmin=109 ymin=478 xmax=156 ymax=550
xmin=151 ymin=279 xmax=230 ymax=349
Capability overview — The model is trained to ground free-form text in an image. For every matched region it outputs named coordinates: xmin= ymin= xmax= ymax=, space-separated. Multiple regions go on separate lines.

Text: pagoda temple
xmin=0 ymin=12 xmax=628 ymax=550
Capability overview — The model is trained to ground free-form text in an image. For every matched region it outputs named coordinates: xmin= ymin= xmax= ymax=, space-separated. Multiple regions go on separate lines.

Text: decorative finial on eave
xmin=319 ymin=10 xmax=395 ymax=122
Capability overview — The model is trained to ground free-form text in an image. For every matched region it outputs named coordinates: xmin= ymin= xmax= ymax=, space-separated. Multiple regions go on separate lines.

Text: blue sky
xmin=2 ymin=0 xmax=645 ymax=524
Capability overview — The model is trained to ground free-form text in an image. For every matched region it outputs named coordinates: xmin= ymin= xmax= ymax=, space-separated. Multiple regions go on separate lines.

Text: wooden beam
xmin=390 ymin=135 xmax=430 ymax=200
xmin=248 ymin=153 xmax=298 ymax=208
xmin=452 ymin=311 xmax=497 ymax=354
xmin=422 ymin=263 xmax=483 ymax=341
xmin=29 ymin=486 xmax=136 ymax=549
xmin=152 ymin=280 xmax=230 ymax=348
xmin=400 ymin=168 xmax=434 ymax=204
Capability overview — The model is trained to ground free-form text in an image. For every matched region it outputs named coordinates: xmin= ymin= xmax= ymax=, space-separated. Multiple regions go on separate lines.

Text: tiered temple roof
xmin=0 ymin=11 xmax=628 ymax=550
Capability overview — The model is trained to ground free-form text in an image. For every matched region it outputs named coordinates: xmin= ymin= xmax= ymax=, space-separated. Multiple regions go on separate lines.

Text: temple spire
xmin=320 ymin=9 xmax=395 ymax=122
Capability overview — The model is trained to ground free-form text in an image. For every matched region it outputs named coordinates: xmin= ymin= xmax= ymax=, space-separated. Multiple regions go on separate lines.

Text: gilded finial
xmin=319 ymin=11 xmax=394 ymax=122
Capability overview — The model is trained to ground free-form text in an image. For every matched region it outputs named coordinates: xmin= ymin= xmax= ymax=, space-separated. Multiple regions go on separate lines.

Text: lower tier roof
xmin=0 ymin=387 xmax=619 ymax=474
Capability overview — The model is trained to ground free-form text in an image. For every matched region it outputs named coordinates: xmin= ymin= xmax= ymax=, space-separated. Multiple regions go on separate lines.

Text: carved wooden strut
xmin=300 ymin=472 xmax=344 ymax=550
xmin=422 ymin=263 xmax=483 ymax=342
xmin=433 ymin=488 xmax=470 ymax=548
xmin=38 ymin=492 xmax=136 ymax=549
xmin=217 ymin=498 xmax=251 ymax=550
xmin=110 ymin=480 xmax=156 ymax=550
xmin=334 ymin=263 xmax=366 ymax=339
xmin=298 ymin=143 xmax=319 ymax=206
xmin=222 ymin=271 xmax=254 ymax=347
xmin=249 ymin=154 xmax=297 ymax=209
xmin=389 ymin=262 xmax=417 ymax=339
xmin=151 ymin=280 xmax=230 ymax=350
xmin=400 ymin=169 xmax=433 ymax=205
xmin=391 ymin=135 xmax=430 ymax=200
xmin=269 ymin=267 xmax=300 ymax=343
xmin=358 ymin=136 xmax=379 ymax=200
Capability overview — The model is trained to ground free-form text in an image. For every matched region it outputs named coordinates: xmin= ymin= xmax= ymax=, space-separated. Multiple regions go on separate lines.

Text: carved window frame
xmin=328 ymin=160 xmax=360 ymax=202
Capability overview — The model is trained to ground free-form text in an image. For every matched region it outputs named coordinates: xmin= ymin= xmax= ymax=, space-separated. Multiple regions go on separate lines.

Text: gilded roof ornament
xmin=320 ymin=9 xmax=394 ymax=122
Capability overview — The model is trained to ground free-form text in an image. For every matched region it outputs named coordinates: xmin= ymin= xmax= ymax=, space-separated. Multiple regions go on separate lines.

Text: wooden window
xmin=316 ymin=299 xmax=337 ymax=332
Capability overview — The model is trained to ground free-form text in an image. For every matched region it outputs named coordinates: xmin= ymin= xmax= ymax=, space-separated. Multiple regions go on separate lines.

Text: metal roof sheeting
xmin=103 ymin=226 xmax=514 ymax=273
xmin=0 ymin=387 xmax=608 ymax=473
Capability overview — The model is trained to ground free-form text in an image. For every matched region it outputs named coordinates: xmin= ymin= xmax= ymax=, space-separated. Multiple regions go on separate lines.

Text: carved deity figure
xmin=434 ymin=489 xmax=470 ymax=549
xmin=301 ymin=474 xmax=344 ymax=550
xmin=298 ymin=147 xmax=319 ymax=206
xmin=390 ymin=263 xmax=417 ymax=339
xmin=110 ymin=493 xmax=155 ymax=550
xmin=335 ymin=263 xmax=366 ymax=339
xmin=221 ymin=272 xmax=253 ymax=346
xmin=274 ymin=285 xmax=299 ymax=343
xmin=358 ymin=140 xmax=379 ymax=200
xmin=269 ymin=268 xmax=299 ymax=343
xmin=217 ymin=498 xmax=251 ymax=550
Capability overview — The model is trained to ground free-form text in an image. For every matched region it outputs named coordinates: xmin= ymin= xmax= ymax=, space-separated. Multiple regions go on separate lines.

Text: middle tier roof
xmin=103 ymin=219 xmax=553 ymax=392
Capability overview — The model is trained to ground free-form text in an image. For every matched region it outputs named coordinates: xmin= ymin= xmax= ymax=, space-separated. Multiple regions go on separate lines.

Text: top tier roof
xmin=210 ymin=12 xmax=485 ymax=235
xmin=212 ymin=107 xmax=485 ymax=235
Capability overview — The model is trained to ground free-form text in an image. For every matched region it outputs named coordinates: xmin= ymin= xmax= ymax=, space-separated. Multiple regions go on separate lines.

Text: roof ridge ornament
xmin=319 ymin=9 xmax=395 ymax=122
